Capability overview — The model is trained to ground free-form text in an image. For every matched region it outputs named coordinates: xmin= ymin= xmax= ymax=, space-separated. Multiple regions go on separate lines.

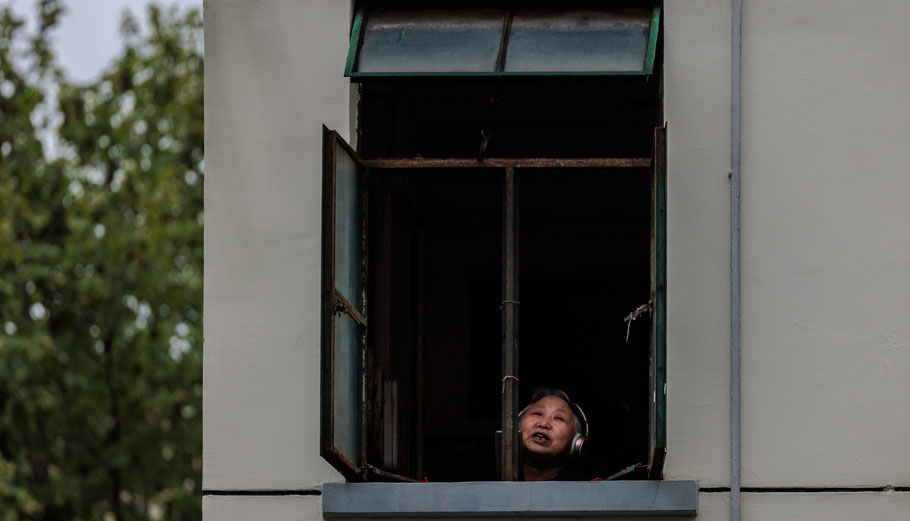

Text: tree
xmin=0 ymin=2 xmax=203 ymax=519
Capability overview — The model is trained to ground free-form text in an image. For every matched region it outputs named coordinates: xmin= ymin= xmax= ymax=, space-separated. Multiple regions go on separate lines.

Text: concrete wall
xmin=203 ymin=0 xmax=350 ymax=493
xmin=739 ymin=0 xmax=910 ymax=488
xmin=204 ymin=0 xmax=910 ymax=518
xmin=663 ymin=0 xmax=733 ymax=487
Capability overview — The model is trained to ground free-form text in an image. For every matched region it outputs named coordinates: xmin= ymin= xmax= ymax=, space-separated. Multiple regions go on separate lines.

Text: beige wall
xmin=204 ymin=0 xmax=910 ymax=518
xmin=203 ymin=0 xmax=351 ymax=491
xmin=739 ymin=0 xmax=910 ymax=488
xmin=663 ymin=0 xmax=910 ymax=500
xmin=663 ymin=0 xmax=733 ymax=486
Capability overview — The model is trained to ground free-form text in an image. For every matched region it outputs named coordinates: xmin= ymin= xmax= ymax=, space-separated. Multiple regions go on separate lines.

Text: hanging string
xmin=624 ymin=302 xmax=652 ymax=343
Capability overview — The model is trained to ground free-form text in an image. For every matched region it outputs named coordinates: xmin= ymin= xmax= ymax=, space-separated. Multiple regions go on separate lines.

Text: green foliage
xmin=0 ymin=2 xmax=203 ymax=520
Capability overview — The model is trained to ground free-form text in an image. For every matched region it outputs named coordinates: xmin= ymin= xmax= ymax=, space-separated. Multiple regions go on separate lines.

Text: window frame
xmin=320 ymin=127 xmax=668 ymax=481
xmin=320 ymin=126 xmax=370 ymax=482
xmin=648 ymin=125 xmax=668 ymax=479
xmin=344 ymin=6 xmax=662 ymax=79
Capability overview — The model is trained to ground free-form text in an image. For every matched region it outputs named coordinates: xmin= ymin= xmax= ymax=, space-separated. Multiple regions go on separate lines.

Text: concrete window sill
xmin=322 ymin=480 xmax=698 ymax=518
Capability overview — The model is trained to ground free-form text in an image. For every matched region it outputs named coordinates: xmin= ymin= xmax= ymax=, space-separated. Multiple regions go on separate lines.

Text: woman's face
xmin=519 ymin=396 xmax=577 ymax=459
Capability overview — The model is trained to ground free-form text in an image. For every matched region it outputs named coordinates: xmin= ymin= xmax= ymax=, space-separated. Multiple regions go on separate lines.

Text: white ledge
xmin=322 ymin=480 xmax=698 ymax=518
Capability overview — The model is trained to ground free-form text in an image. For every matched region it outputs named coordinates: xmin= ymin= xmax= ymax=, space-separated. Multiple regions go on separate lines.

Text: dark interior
xmin=359 ymin=77 xmax=658 ymax=159
xmin=518 ymin=169 xmax=651 ymax=480
xmin=363 ymin=76 xmax=658 ymax=481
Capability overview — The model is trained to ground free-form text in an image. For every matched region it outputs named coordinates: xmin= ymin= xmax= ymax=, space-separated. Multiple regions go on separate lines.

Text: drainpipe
xmin=730 ymin=0 xmax=743 ymax=520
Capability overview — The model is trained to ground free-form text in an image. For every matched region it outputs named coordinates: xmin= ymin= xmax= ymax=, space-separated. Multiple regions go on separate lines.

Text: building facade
xmin=203 ymin=0 xmax=910 ymax=519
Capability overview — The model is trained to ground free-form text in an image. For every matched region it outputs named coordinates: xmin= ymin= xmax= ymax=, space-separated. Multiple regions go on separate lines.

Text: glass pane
xmin=333 ymin=312 xmax=363 ymax=468
xmin=505 ymin=9 xmax=652 ymax=73
xmin=334 ymin=142 xmax=363 ymax=310
xmin=357 ymin=9 xmax=504 ymax=73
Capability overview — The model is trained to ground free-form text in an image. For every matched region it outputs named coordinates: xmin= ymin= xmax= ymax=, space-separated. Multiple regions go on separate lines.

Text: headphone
xmin=519 ymin=394 xmax=590 ymax=459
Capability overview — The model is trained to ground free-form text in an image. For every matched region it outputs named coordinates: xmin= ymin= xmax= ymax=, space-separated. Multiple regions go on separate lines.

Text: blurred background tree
xmin=0 ymin=1 xmax=203 ymax=519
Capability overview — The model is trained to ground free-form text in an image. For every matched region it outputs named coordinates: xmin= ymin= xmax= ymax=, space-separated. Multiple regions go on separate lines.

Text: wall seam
xmin=202 ymin=489 xmax=322 ymax=497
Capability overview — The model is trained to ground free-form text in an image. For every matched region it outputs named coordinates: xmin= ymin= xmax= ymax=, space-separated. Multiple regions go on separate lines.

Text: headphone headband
xmin=571 ymin=400 xmax=590 ymax=439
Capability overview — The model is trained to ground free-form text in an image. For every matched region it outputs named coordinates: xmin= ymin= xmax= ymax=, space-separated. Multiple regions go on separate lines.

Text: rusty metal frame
xmin=365 ymin=157 xmax=651 ymax=169
xmin=501 ymin=166 xmax=521 ymax=481
xmin=321 ymin=126 xmax=370 ymax=482
xmin=335 ymin=291 xmax=367 ymax=327
xmin=648 ymin=125 xmax=667 ymax=479
xmin=366 ymin=465 xmax=418 ymax=483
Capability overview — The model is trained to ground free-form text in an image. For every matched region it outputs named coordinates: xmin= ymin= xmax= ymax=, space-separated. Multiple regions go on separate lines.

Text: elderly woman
xmin=519 ymin=388 xmax=595 ymax=481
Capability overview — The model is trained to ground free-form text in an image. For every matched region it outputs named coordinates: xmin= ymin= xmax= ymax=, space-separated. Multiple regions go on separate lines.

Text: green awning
xmin=345 ymin=7 xmax=660 ymax=79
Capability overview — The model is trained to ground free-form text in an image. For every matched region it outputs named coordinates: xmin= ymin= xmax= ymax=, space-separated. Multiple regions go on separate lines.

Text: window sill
xmin=322 ymin=480 xmax=698 ymax=518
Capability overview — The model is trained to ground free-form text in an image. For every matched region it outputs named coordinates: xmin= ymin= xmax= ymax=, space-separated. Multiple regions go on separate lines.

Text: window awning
xmin=345 ymin=7 xmax=660 ymax=79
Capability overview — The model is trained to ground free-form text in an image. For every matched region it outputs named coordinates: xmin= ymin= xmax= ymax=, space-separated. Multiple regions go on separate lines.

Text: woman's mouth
xmin=531 ymin=432 xmax=550 ymax=442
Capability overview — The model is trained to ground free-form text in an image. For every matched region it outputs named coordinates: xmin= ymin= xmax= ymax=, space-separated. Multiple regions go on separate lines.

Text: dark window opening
xmin=353 ymin=75 xmax=658 ymax=482
xmin=366 ymin=169 xmax=503 ymax=481
xmin=365 ymin=167 xmax=650 ymax=482
xmin=359 ymin=77 xmax=659 ymax=159
xmin=519 ymin=169 xmax=652 ymax=480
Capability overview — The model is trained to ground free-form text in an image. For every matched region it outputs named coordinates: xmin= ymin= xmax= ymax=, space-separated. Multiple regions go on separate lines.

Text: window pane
xmin=334 ymin=142 xmax=362 ymax=309
xmin=505 ymin=9 xmax=652 ymax=73
xmin=334 ymin=311 xmax=363 ymax=468
xmin=357 ymin=9 xmax=504 ymax=73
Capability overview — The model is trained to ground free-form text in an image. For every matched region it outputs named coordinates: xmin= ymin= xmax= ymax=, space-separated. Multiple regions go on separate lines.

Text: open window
xmin=322 ymin=1 xmax=666 ymax=483
xmin=320 ymin=127 xmax=372 ymax=481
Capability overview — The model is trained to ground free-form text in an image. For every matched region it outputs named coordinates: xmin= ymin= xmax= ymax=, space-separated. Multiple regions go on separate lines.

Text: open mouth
xmin=531 ymin=432 xmax=550 ymax=442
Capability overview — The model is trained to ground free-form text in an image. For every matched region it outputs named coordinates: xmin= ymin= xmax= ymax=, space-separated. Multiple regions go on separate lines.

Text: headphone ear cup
xmin=570 ymin=433 xmax=586 ymax=459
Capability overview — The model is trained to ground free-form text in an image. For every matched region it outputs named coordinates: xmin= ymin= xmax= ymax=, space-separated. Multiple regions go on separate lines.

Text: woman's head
xmin=518 ymin=388 xmax=585 ymax=462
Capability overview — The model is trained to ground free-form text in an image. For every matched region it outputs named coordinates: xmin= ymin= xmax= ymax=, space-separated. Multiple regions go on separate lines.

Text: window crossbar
xmin=364 ymin=157 xmax=651 ymax=169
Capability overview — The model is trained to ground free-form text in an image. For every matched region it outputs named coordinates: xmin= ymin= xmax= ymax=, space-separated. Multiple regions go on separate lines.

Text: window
xmin=321 ymin=2 xmax=665 ymax=484
xmin=346 ymin=6 xmax=660 ymax=77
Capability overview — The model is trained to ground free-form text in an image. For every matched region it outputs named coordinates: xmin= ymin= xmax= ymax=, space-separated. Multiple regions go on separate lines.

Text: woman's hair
xmin=523 ymin=387 xmax=585 ymax=436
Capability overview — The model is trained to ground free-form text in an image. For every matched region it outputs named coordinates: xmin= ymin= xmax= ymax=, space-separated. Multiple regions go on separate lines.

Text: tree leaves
xmin=0 ymin=2 xmax=202 ymax=520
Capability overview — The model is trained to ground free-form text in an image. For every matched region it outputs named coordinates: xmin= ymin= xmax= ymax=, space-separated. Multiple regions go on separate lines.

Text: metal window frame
xmin=321 ymin=130 xmax=668 ymax=482
xmin=344 ymin=7 xmax=661 ymax=79
xmin=648 ymin=125 xmax=667 ymax=479
xmin=321 ymin=126 xmax=370 ymax=482
xmin=501 ymin=165 xmax=520 ymax=480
